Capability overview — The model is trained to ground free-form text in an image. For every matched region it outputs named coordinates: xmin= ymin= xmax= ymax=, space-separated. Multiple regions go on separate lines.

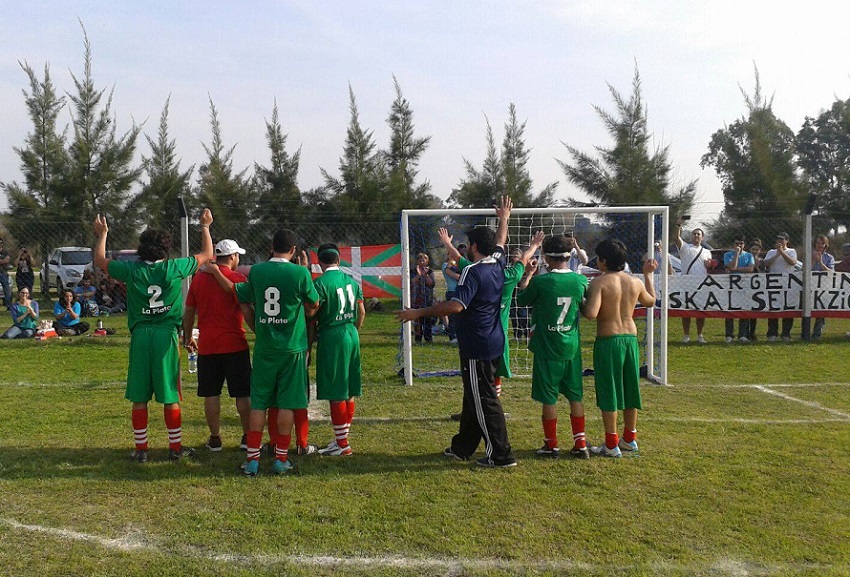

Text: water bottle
xmin=188 ymin=351 xmax=198 ymax=374
xmin=97 ymin=319 xmax=104 ymax=331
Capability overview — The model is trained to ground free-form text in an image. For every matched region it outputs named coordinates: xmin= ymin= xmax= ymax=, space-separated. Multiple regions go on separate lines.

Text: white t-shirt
xmin=764 ymin=248 xmax=798 ymax=274
xmin=679 ymin=243 xmax=711 ymax=276
xmin=568 ymin=248 xmax=588 ymax=272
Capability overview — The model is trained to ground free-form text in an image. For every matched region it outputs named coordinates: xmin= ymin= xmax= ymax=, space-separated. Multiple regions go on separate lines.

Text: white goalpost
xmin=399 ymin=206 xmax=670 ymax=386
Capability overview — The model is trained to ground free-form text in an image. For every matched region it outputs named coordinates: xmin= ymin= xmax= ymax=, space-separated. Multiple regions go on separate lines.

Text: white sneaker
xmin=682 ymin=336 xmax=691 ymax=344
xmin=697 ymin=335 xmax=707 ymax=344
xmin=590 ymin=444 xmax=622 ymax=458
xmin=725 ymin=336 xmax=733 ymax=344
xmin=739 ymin=337 xmax=749 ymax=343
xmin=618 ymin=439 xmax=638 ymax=452
xmin=317 ymin=440 xmax=339 ymax=455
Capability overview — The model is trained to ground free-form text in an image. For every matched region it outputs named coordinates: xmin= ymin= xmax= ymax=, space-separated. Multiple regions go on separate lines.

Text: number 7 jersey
xmin=234 ymin=258 xmax=319 ymax=354
xmin=108 ymin=257 xmax=198 ymax=331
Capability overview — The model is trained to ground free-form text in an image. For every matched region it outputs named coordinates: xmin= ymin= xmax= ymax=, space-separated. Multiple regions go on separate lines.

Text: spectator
xmin=675 ymin=217 xmax=712 ymax=343
xmin=410 ymin=252 xmax=435 ymax=343
xmin=74 ymin=277 xmax=99 ymax=317
xmin=441 ymin=255 xmax=461 ymax=344
xmin=763 ymin=232 xmax=798 ymax=342
xmin=15 ymin=247 xmax=35 ymax=293
xmin=564 ymin=233 xmax=589 ymax=272
xmin=723 ymin=236 xmax=755 ymax=343
xmin=834 ymin=243 xmax=850 ymax=273
xmin=2 ymin=287 xmax=39 ymax=339
xmin=811 ymin=234 xmax=835 ymax=340
xmin=508 ymin=247 xmax=530 ymax=339
xmin=53 ymin=288 xmax=90 ymax=336
xmin=0 ymin=237 xmax=11 ymax=311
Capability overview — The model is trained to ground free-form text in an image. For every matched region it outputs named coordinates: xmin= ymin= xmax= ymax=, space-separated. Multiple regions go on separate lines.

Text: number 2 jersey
xmin=516 ymin=269 xmax=588 ymax=361
xmin=108 ymin=257 xmax=198 ymax=332
xmin=234 ymin=258 xmax=319 ymax=354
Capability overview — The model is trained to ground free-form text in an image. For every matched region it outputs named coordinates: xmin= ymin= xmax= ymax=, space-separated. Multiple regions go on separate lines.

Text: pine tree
xmin=127 ymin=96 xmax=193 ymax=244
xmin=252 ymin=100 xmax=302 ymax=232
xmin=196 ymin=97 xmax=254 ymax=244
xmin=502 ymin=103 xmax=556 ymax=207
xmin=65 ymin=24 xmax=142 ymax=246
xmin=1 ymin=61 xmax=69 ymax=253
xmin=448 ymin=116 xmax=504 ymax=208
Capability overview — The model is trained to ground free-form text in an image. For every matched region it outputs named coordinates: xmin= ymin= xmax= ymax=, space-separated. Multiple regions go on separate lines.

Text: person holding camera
xmin=0 ymin=238 xmax=11 ymax=310
xmin=15 ymin=247 xmax=35 ymax=294
xmin=763 ymin=232 xmax=798 ymax=342
xmin=675 ymin=216 xmax=712 ymax=344
xmin=410 ymin=252 xmax=436 ymax=343
xmin=723 ymin=237 xmax=755 ymax=343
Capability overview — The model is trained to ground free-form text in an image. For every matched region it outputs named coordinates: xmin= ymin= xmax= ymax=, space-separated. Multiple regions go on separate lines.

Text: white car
xmin=40 ymin=247 xmax=93 ymax=293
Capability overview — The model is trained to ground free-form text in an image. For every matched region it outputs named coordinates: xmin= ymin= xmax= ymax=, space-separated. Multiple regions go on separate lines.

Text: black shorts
xmin=197 ymin=349 xmax=252 ymax=398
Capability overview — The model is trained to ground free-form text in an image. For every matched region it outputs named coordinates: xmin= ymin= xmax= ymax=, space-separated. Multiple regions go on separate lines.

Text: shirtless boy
xmin=582 ymin=239 xmax=657 ymax=457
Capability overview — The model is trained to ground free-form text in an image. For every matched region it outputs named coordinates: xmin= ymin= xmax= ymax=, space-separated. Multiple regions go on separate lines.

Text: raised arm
xmin=438 ymin=228 xmax=462 ymax=263
xmin=495 ymin=195 xmax=513 ymax=248
xmin=193 ymin=209 xmax=215 ymax=266
xmin=674 ymin=216 xmax=685 ymax=250
xmin=517 ymin=231 xmax=545 ymax=267
xmin=637 ymin=259 xmax=659 ymax=307
xmin=93 ymin=215 xmax=110 ymax=271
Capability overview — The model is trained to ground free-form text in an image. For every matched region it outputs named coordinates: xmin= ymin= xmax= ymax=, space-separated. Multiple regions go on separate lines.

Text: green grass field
xmin=1 ymin=303 xmax=850 ymax=576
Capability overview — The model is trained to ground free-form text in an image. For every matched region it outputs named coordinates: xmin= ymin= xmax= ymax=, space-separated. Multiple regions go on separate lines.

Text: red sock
xmin=542 ymin=417 xmax=558 ymax=449
xmin=267 ymin=408 xmax=279 ymax=447
xmin=331 ymin=401 xmax=350 ymax=448
xmin=131 ymin=408 xmax=148 ymax=450
xmin=623 ymin=429 xmax=637 ymax=443
xmin=570 ymin=415 xmax=586 ymax=449
xmin=164 ymin=407 xmax=182 ymax=451
xmin=494 ymin=377 xmax=502 ymax=397
xmin=276 ymin=434 xmax=292 ymax=462
xmin=246 ymin=430 xmax=263 ymax=461
xmin=605 ymin=432 xmax=619 ymax=450
xmin=346 ymin=399 xmax=356 ymax=426
xmin=294 ymin=408 xmax=309 ymax=448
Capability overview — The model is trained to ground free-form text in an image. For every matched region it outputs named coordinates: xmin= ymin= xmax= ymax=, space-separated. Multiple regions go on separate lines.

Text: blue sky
xmin=2 ymin=1 xmax=849 ymax=226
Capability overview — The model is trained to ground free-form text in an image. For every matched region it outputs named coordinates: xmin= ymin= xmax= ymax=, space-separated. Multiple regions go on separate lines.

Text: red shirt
xmin=186 ymin=266 xmax=249 ymax=355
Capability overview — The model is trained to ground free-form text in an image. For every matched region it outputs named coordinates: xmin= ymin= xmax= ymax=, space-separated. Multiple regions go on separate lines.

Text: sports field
xmin=1 ymin=307 xmax=850 ymax=577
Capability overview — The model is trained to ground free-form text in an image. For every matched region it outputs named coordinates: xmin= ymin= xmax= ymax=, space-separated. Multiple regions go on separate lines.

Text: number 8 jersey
xmin=108 ymin=257 xmax=198 ymax=331
xmin=234 ymin=258 xmax=319 ymax=354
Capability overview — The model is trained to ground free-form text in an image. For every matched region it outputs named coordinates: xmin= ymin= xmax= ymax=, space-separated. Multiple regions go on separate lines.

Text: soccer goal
xmin=398 ymin=206 xmax=670 ymax=386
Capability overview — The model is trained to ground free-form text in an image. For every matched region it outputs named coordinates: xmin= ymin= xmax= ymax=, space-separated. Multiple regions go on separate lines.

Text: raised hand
xmin=94 ymin=214 xmax=109 ymax=236
xmin=199 ymin=208 xmax=214 ymax=227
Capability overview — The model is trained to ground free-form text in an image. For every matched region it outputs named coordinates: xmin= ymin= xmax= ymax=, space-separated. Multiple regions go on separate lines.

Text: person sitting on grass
xmin=582 ymin=239 xmax=657 ymax=458
xmin=2 ymin=287 xmax=39 ymax=339
xmin=516 ymin=234 xmax=590 ymax=459
xmin=308 ymin=243 xmax=366 ymax=456
xmin=53 ymin=289 xmax=89 ymax=336
xmin=93 ymin=210 xmax=215 ymax=464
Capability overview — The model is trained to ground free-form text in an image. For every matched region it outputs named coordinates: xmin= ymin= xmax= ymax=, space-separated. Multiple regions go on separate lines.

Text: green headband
xmin=319 ymin=248 xmax=340 ymax=258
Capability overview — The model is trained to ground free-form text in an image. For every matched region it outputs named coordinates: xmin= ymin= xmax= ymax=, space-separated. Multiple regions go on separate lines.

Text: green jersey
xmin=516 ymin=268 xmax=587 ymax=361
xmin=235 ymin=258 xmax=319 ymax=354
xmin=459 ymin=250 xmax=523 ymax=332
xmin=108 ymin=257 xmax=198 ymax=331
xmin=314 ymin=267 xmax=364 ymax=332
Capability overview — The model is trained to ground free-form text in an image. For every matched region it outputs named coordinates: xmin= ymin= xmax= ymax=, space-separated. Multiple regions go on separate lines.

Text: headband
xmin=544 ymin=252 xmax=571 ymax=257
xmin=319 ymin=248 xmax=340 ymax=258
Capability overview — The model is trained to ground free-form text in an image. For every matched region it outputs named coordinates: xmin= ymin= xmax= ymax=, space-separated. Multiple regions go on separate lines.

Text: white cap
xmin=215 ymin=239 xmax=246 ymax=256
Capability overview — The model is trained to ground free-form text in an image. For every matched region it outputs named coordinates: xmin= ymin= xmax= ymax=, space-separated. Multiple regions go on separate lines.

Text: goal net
xmin=398 ymin=206 xmax=670 ymax=386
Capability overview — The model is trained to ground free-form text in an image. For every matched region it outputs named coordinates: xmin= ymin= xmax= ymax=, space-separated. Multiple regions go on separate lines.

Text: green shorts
xmin=315 ymin=324 xmax=362 ymax=401
xmin=531 ymin=348 xmax=583 ymax=405
xmin=125 ymin=326 xmax=182 ymax=405
xmin=250 ymin=350 xmax=309 ymax=411
xmin=593 ymin=334 xmax=641 ymax=412
xmin=496 ymin=329 xmax=512 ymax=379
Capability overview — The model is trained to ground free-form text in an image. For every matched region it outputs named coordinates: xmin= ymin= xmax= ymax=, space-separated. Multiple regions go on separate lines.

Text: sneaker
xmin=681 ymin=335 xmax=690 ymax=344
xmin=168 ymin=446 xmax=196 ymax=461
xmin=476 ymin=456 xmax=518 ymax=468
xmin=590 ymin=444 xmax=622 ymax=458
xmin=240 ymin=434 xmax=248 ymax=451
xmin=568 ymin=445 xmax=591 ymax=460
xmin=448 ymin=338 xmax=458 ymax=345
xmin=205 ymin=435 xmax=223 ymax=452
xmin=318 ymin=440 xmax=339 ymax=455
xmin=724 ymin=336 xmax=733 ymax=343
xmin=324 ymin=444 xmax=353 ymax=456
xmin=130 ymin=449 xmax=148 ymax=463
xmin=535 ymin=444 xmax=560 ymax=458
xmin=767 ymin=336 xmax=778 ymax=342
xmin=739 ymin=337 xmax=749 ymax=343
xmin=697 ymin=334 xmax=707 ymax=344
xmin=261 ymin=442 xmax=276 ymax=456
xmin=450 ymin=413 xmax=462 ymax=422
xmin=242 ymin=459 xmax=259 ymax=477
xmin=443 ymin=447 xmax=468 ymax=461
xmin=295 ymin=444 xmax=318 ymax=456
xmin=618 ymin=439 xmax=639 ymax=452
xmin=271 ymin=459 xmax=296 ymax=475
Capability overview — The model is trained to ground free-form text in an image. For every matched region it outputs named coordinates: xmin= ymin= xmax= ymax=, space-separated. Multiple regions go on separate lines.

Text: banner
xmin=667 ymin=272 xmax=850 ymax=318
xmin=309 ymin=244 xmax=402 ymax=299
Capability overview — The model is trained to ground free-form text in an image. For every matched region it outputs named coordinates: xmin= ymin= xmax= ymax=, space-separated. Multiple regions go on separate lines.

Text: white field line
xmin=0 ymin=517 xmax=835 ymax=576
xmin=753 ymin=385 xmax=850 ymax=421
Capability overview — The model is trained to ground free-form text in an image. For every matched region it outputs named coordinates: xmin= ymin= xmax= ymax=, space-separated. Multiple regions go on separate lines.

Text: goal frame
xmin=400 ymin=206 xmax=670 ymax=386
